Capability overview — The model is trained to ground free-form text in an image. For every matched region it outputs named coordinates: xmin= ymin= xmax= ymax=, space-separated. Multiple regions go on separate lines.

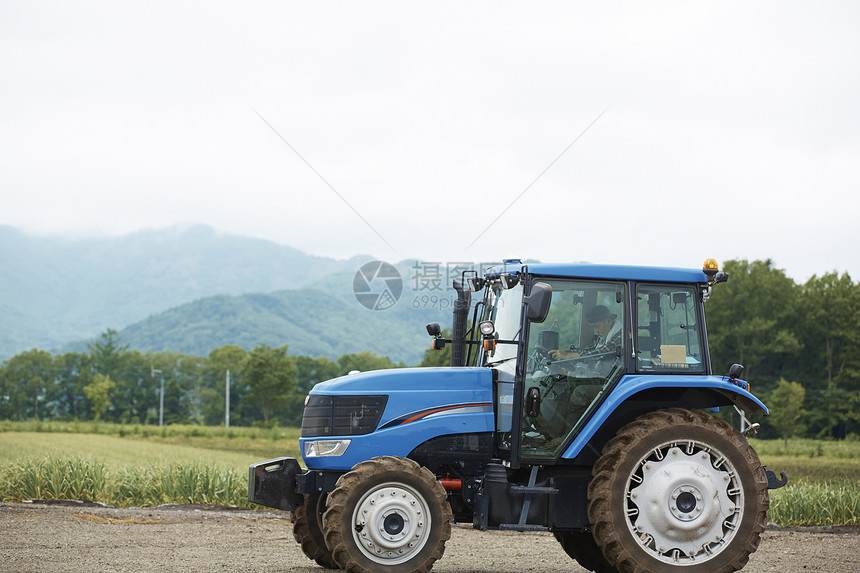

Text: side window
xmin=636 ymin=285 xmax=705 ymax=372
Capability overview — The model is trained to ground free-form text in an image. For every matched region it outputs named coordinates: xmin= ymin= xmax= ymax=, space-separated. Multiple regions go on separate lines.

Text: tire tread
xmin=324 ymin=456 xmax=452 ymax=573
xmin=587 ymin=409 xmax=768 ymax=573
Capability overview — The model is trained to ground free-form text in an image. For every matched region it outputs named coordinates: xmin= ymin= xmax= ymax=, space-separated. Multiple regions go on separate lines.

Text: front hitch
xmin=248 ymin=457 xmax=304 ymax=510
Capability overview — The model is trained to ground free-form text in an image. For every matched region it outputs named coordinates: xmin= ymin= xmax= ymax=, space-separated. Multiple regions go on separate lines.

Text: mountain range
xmin=0 ymin=225 xmax=453 ymax=364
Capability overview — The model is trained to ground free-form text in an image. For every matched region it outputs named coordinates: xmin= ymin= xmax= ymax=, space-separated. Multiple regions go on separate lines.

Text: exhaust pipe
xmin=450 ymin=279 xmax=470 ymax=367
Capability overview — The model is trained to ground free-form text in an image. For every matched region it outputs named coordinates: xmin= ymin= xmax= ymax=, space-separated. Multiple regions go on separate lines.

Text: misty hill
xmin=0 ymin=225 xmax=372 ymax=360
xmin=96 ymin=284 xmax=444 ymax=365
xmin=58 ymin=259 xmax=456 ymax=365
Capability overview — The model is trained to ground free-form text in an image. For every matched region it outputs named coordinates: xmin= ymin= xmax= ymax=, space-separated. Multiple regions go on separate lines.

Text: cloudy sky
xmin=2 ymin=1 xmax=858 ymax=281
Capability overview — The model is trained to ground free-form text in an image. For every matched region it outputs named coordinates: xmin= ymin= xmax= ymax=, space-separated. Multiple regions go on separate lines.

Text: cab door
xmin=517 ymin=279 xmax=627 ymax=461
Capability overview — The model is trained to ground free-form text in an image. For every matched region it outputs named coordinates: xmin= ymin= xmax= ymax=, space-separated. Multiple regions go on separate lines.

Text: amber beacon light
xmin=703 ymin=258 xmax=719 ymax=275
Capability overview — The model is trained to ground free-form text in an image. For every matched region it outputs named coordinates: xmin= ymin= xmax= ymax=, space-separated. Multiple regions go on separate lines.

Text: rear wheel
xmin=554 ymin=531 xmax=616 ymax=572
xmin=292 ymin=492 xmax=339 ymax=569
xmin=323 ymin=456 xmax=452 ymax=573
xmin=588 ymin=408 xmax=768 ymax=573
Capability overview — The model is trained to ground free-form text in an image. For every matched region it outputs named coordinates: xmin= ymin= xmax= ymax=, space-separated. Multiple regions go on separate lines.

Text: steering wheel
xmin=529 ymin=344 xmax=552 ymax=371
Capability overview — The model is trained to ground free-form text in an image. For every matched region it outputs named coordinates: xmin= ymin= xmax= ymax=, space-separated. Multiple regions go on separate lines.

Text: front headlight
xmin=304 ymin=439 xmax=351 ymax=458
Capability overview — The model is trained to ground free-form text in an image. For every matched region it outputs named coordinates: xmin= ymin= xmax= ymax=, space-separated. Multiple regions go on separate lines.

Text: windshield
xmin=482 ymin=282 xmax=523 ymax=370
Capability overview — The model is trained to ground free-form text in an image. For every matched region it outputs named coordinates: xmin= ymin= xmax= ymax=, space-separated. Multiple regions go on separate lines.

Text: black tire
xmin=323 ymin=456 xmax=452 ymax=573
xmin=554 ymin=531 xmax=617 ymax=573
xmin=587 ymin=408 xmax=768 ymax=573
xmin=292 ymin=492 xmax=339 ymax=569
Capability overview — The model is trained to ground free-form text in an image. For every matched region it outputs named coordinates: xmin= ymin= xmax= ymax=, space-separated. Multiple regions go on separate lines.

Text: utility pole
xmin=225 ymin=369 xmax=230 ymax=428
xmin=151 ymin=367 xmax=164 ymax=426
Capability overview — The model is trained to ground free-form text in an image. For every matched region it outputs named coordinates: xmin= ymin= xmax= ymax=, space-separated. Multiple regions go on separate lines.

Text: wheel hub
xmin=626 ymin=442 xmax=743 ymax=564
xmin=383 ymin=513 xmax=405 ymax=535
xmin=351 ymin=482 xmax=431 ymax=565
xmin=670 ymin=486 xmax=704 ymax=521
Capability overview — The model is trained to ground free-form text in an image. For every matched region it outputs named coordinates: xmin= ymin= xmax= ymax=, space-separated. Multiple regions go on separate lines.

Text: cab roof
xmin=485 ymin=262 xmax=708 ymax=284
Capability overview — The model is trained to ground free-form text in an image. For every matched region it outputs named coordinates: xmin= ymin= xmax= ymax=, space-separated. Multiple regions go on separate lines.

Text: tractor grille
xmin=301 ymin=395 xmax=388 ymax=437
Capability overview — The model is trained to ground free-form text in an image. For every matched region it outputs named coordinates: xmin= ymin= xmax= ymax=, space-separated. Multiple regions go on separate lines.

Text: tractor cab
xmin=439 ymin=259 xmax=729 ymax=469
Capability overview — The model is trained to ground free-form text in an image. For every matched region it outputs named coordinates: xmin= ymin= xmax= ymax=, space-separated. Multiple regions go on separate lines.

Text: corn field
xmin=2 ymin=455 xmax=859 ymax=524
xmin=767 ymin=479 xmax=860 ymax=526
xmin=0 ymin=457 xmax=253 ymax=508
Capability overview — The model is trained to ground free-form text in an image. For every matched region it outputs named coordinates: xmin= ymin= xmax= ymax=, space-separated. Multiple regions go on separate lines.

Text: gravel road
xmin=2 ymin=502 xmax=858 ymax=573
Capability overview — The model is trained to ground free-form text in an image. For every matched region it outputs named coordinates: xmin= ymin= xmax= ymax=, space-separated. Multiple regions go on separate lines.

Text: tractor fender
xmin=561 ymin=374 xmax=767 ymax=460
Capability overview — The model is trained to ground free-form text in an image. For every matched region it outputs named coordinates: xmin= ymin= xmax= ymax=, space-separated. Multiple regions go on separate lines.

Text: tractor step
xmin=510 ymin=485 xmax=558 ymax=495
xmin=499 ymin=523 xmax=549 ymax=532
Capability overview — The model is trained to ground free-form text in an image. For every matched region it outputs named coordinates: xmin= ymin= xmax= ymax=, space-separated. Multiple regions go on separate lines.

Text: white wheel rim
xmin=351 ymin=481 xmax=431 ymax=565
xmin=625 ymin=440 xmax=744 ymax=565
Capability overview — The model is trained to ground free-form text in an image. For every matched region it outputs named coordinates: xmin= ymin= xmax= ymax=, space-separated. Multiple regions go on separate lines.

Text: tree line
xmin=0 ymin=329 xmax=403 ymax=427
xmin=1 ymin=259 xmax=858 ymax=439
xmin=705 ymin=260 xmax=859 ymax=440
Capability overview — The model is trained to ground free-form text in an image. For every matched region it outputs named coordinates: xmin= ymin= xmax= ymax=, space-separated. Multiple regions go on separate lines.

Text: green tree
xmin=245 ymin=345 xmax=298 ymax=422
xmin=793 ymin=273 xmax=860 ymax=438
xmin=156 ymin=351 xmax=206 ymax=425
xmin=107 ymin=350 xmax=154 ymax=424
xmin=205 ymin=345 xmax=248 ymax=381
xmin=768 ymin=379 xmax=806 ymax=449
xmin=87 ymin=329 xmax=129 ymax=377
xmin=0 ymin=349 xmax=54 ymax=420
xmin=201 ymin=345 xmax=249 ymax=426
xmin=796 ymin=272 xmax=860 ymax=390
xmin=337 ymin=351 xmax=404 ymax=376
xmin=706 ymin=260 xmax=801 ymax=382
xmin=85 ymin=329 xmax=133 ymax=422
xmin=52 ymin=352 xmax=92 ymax=419
xmin=83 ymin=373 xmax=115 ymax=421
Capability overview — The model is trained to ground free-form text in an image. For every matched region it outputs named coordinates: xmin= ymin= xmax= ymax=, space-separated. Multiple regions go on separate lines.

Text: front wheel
xmin=323 ymin=456 xmax=452 ymax=573
xmin=292 ymin=492 xmax=339 ymax=569
xmin=587 ymin=408 xmax=768 ymax=573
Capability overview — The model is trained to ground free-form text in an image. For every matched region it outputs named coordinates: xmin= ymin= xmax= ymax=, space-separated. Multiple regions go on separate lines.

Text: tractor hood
xmin=309 ymin=366 xmax=494 ymax=433
xmin=302 ymin=367 xmax=496 ymax=469
xmin=313 ymin=366 xmax=491 ymax=394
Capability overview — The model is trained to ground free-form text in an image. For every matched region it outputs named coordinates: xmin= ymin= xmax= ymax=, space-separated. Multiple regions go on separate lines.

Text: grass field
xmin=748 ymin=437 xmax=860 ymax=526
xmin=0 ymin=422 xmax=301 ymax=509
xmin=0 ymin=432 xmax=288 ymax=468
xmin=0 ymin=419 xmax=302 ymax=461
xmin=1 ymin=422 xmax=858 ymax=524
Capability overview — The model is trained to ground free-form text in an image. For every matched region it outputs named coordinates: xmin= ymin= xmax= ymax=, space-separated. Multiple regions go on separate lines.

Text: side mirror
xmin=728 ymin=363 xmax=744 ymax=380
xmin=523 ymin=282 xmax=552 ymax=323
xmin=467 ymin=276 xmax=486 ymax=292
xmin=500 ymin=273 xmax=520 ymax=290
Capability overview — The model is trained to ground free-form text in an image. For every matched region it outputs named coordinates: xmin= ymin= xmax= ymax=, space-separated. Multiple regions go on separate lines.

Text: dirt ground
xmin=1 ymin=501 xmax=858 ymax=573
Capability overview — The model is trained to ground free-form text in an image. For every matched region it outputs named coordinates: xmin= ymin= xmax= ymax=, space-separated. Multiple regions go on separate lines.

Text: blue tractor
xmin=249 ymin=259 xmax=786 ymax=573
